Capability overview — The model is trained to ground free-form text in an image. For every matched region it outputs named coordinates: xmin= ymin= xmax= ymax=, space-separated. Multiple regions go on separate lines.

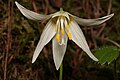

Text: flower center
xmin=55 ymin=16 xmax=72 ymax=45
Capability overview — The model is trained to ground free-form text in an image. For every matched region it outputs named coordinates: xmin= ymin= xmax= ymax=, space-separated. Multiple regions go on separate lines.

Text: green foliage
xmin=93 ymin=46 xmax=120 ymax=64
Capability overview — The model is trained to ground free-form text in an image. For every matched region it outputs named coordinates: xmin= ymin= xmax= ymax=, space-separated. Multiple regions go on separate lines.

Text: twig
xmin=4 ymin=0 xmax=13 ymax=79
xmin=104 ymin=38 xmax=120 ymax=48
xmin=107 ymin=0 xmax=112 ymax=15
xmin=96 ymin=0 xmax=112 ymax=37
xmin=32 ymin=0 xmax=37 ymax=12
xmin=91 ymin=28 xmax=97 ymax=48
xmin=96 ymin=37 xmax=120 ymax=48
xmin=4 ymin=0 xmax=10 ymax=79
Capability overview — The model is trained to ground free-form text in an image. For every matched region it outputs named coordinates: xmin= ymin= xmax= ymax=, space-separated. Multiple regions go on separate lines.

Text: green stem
xmin=60 ymin=8 xmax=63 ymax=11
xmin=114 ymin=60 xmax=117 ymax=80
xmin=59 ymin=63 xmax=63 ymax=80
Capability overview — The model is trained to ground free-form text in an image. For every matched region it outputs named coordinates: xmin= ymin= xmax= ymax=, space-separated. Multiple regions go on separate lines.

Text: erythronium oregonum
xmin=15 ymin=1 xmax=114 ymax=70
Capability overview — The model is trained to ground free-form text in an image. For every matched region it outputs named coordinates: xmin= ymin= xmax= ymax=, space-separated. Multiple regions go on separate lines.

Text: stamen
xmin=64 ymin=18 xmax=69 ymax=30
xmin=60 ymin=16 xmax=65 ymax=35
xmin=66 ymin=24 xmax=69 ymax=30
xmin=61 ymin=29 xmax=64 ymax=35
xmin=55 ymin=17 xmax=60 ymax=32
xmin=67 ymin=32 xmax=72 ymax=40
xmin=56 ymin=34 xmax=60 ymax=42
xmin=64 ymin=17 xmax=72 ymax=40
xmin=55 ymin=25 xmax=58 ymax=31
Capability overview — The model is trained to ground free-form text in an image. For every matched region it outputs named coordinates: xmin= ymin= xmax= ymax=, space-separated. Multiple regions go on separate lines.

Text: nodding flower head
xmin=15 ymin=1 xmax=114 ymax=70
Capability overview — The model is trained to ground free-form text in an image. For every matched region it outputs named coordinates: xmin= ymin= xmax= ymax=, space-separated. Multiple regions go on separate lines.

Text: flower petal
xmin=70 ymin=13 xmax=114 ymax=26
xmin=15 ymin=1 xmax=51 ymax=21
xmin=52 ymin=33 xmax=68 ymax=70
xmin=69 ymin=20 xmax=98 ymax=61
xmin=32 ymin=20 xmax=56 ymax=63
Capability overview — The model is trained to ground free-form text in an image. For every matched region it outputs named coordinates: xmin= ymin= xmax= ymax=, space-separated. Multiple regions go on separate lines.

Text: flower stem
xmin=59 ymin=63 xmax=63 ymax=80
xmin=60 ymin=8 xmax=63 ymax=11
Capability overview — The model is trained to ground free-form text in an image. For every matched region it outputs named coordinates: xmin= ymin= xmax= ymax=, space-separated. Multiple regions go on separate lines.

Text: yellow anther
xmin=56 ymin=34 xmax=60 ymax=42
xmin=67 ymin=32 xmax=72 ymax=40
xmin=61 ymin=29 xmax=64 ymax=35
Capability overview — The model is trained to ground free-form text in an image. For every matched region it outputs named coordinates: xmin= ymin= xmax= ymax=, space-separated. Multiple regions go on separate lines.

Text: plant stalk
xmin=59 ymin=63 xmax=63 ymax=80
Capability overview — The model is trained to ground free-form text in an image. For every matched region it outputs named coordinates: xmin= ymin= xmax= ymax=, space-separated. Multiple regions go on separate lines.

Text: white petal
xmin=15 ymin=1 xmax=51 ymax=21
xmin=69 ymin=20 xmax=98 ymax=61
xmin=32 ymin=20 xmax=56 ymax=63
xmin=52 ymin=33 xmax=68 ymax=70
xmin=70 ymin=13 xmax=114 ymax=26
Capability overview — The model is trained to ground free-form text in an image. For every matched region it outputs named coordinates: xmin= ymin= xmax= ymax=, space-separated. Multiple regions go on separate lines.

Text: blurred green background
xmin=0 ymin=0 xmax=120 ymax=80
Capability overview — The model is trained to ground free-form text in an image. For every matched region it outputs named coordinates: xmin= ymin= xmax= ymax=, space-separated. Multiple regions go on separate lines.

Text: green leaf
xmin=93 ymin=46 xmax=120 ymax=64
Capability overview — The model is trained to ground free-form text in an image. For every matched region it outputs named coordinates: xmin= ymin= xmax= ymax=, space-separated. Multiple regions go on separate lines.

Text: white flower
xmin=15 ymin=1 xmax=114 ymax=70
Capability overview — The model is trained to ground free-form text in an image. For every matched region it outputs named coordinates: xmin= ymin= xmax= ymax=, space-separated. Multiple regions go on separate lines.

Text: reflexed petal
xmin=70 ymin=13 xmax=114 ymax=26
xmin=32 ymin=20 xmax=56 ymax=63
xmin=69 ymin=20 xmax=98 ymax=61
xmin=15 ymin=1 xmax=51 ymax=21
xmin=52 ymin=33 xmax=68 ymax=70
